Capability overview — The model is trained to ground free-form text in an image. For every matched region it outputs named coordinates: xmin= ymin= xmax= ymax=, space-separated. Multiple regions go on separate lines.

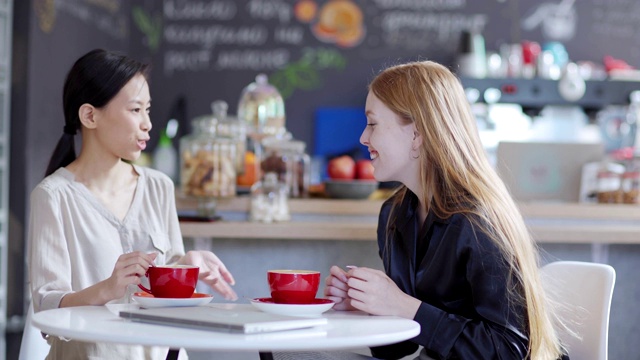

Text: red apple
xmin=356 ymin=159 xmax=375 ymax=180
xmin=327 ymin=155 xmax=356 ymax=180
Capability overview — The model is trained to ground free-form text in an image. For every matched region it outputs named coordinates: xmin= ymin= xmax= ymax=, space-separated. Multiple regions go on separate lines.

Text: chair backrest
xmin=19 ymin=302 xmax=50 ymax=360
xmin=541 ymin=261 xmax=616 ymax=360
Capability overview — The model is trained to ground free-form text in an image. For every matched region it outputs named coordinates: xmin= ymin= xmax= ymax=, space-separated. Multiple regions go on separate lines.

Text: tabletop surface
xmin=31 ymin=303 xmax=420 ymax=352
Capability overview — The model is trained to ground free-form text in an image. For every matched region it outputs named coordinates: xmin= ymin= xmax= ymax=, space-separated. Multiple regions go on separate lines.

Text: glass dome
xmin=237 ymin=74 xmax=286 ymax=136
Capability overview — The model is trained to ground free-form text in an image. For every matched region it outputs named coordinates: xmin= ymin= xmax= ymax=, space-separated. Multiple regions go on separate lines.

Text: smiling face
xmin=91 ymin=73 xmax=152 ymax=162
xmin=360 ymin=91 xmax=420 ymax=187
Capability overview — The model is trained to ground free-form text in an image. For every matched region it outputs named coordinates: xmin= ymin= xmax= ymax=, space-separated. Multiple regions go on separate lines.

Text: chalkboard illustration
xmin=132 ymin=6 xmax=162 ymax=52
xmin=294 ymin=0 xmax=318 ymax=23
xmin=35 ymin=0 xmax=56 ymax=33
xmin=521 ymin=0 xmax=576 ymax=41
xmin=309 ymin=0 xmax=366 ymax=48
xmin=269 ymin=47 xmax=347 ymax=99
xmin=35 ymin=0 xmax=128 ymax=39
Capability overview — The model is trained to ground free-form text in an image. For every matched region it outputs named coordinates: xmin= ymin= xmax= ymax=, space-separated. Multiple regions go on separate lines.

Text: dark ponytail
xmin=45 ymin=49 xmax=150 ymax=177
xmin=44 ymin=133 xmax=77 ymax=177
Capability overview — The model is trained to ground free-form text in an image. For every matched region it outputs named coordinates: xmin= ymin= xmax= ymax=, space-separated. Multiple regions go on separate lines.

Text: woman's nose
xmin=360 ymin=128 xmax=370 ymax=146
xmin=142 ymin=114 xmax=152 ymax=132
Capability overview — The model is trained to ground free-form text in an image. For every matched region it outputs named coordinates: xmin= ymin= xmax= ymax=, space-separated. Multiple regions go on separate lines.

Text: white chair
xmin=541 ymin=261 xmax=616 ymax=360
xmin=18 ymin=302 xmax=50 ymax=360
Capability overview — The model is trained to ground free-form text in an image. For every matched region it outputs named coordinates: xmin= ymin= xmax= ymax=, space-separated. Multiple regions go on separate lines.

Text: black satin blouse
xmin=370 ymin=191 xmax=530 ymax=360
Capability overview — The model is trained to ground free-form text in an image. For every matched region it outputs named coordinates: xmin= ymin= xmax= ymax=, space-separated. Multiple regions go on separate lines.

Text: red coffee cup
xmin=267 ymin=270 xmax=320 ymax=304
xmin=138 ymin=265 xmax=199 ymax=298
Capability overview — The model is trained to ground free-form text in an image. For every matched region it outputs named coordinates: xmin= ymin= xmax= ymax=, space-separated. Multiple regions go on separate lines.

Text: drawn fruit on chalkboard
xmin=294 ymin=0 xmax=318 ymax=23
xmin=336 ymin=26 xmax=365 ymax=48
xmin=312 ymin=0 xmax=365 ymax=48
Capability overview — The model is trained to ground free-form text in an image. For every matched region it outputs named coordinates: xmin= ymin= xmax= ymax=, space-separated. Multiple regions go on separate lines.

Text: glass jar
xmin=596 ymin=170 xmax=621 ymax=204
xmin=261 ymin=137 xmax=310 ymax=198
xmin=210 ymin=100 xmax=247 ymax=175
xmin=237 ymin=74 xmax=286 ymax=137
xmin=620 ymin=171 xmax=640 ymax=204
xmin=180 ymin=117 xmax=237 ymax=200
xmin=250 ymin=172 xmax=290 ymax=223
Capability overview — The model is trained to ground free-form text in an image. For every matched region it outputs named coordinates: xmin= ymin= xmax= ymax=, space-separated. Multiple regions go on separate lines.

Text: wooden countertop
xmin=178 ymin=196 xmax=640 ymax=244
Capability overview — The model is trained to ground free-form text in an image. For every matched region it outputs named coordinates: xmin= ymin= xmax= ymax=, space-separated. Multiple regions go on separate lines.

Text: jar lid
xmin=190 ymin=116 xmax=218 ymax=135
xmin=211 ymin=100 xmax=228 ymax=120
xmin=217 ymin=120 xmax=247 ymax=138
xmin=597 ymin=171 xmax=620 ymax=178
xmin=243 ymin=74 xmax=281 ymax=96
xmin=263 ymin=138 xmax=306 ymax=153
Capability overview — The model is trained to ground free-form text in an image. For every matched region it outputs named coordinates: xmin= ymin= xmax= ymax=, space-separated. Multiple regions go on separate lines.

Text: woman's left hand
xmin=178 ymin=250 xmax=238 ymax=301
xmin=346 ymin=267 xmax=420 ymax=319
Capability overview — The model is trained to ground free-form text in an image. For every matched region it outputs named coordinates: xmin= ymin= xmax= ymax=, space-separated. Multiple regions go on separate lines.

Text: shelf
xmin=460 ymin=77 xmax=640 ymax=111
xmin=180 ymin=220 xmax=640 ymax=244
xmin=181 ymin=221 xmax=376 ymax=241
xmin=177 ymin=195 xmax=382 ymax=216
xmin=179 ymin=197 xmax=640 ymax=244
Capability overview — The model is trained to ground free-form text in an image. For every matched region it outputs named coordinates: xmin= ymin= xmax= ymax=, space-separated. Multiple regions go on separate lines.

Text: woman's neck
xmin=66 ymin=153 xmax=134 ymax=192
xmin=406 ymin=185 xmax=428 ymax=224
xmin=416 ymin=196 xmax=428 ymax=224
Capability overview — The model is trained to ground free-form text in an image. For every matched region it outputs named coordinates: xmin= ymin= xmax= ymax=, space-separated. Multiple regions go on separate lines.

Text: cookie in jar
xmin=596 ymin=170 xmax=621 ymax=204
xmin=620 ymin=171 xmax=640 ymax=204
xmin=180 ymin=118 xmax=237 ymax=198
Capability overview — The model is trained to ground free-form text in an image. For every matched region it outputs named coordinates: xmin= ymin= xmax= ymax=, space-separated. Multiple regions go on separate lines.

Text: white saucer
xmin=132 ymin=292 xmax=213 ymax=308
xmin=250 ymin=298 xmax=335 ymax=317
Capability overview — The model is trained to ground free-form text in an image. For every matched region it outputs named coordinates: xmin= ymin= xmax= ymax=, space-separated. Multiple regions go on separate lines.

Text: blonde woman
xmin=324 ymin=61 xmax=567 ymax=360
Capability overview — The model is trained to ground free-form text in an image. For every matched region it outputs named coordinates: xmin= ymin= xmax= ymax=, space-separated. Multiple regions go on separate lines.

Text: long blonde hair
xmin=370 ymin=61 xmax=562 ymax=360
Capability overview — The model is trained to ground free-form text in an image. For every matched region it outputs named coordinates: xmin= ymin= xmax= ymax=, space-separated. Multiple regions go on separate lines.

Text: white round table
xmin=32 ymin=303 xmax=420 ymax=359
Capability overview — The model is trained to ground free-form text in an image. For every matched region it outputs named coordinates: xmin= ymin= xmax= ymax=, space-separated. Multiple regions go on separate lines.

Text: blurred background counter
xmin=177 ymin=196 xmax=640 ymax=245
xmin=177 ymin=196 xmax=640 ymax=360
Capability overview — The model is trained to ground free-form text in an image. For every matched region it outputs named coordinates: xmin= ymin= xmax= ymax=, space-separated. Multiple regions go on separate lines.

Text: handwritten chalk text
xmin=216 ymin=49 xmax=290 ymax=70
xmin=164 ymin=24 xmax=268 ymax=48
xmin=164 ymin=49 xmax=211 ymax=75
xmin=163 ymin=0 xmax=236 ymax=20
xmin=373 ymin=0 xmax=465 ymax=10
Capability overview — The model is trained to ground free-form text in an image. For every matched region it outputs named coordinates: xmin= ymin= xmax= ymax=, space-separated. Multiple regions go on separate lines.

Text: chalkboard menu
xmin=126 ymin=0 xmax=500 ymax=151
xmin=34 ymin=0 xmax=640 ymax=153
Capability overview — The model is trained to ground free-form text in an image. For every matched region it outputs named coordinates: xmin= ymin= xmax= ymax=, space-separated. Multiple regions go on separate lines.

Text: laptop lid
xmin=119 ymin=305 xmax=328 ymax=334
xmin=496 ymin=141 xmax=604 ymax=202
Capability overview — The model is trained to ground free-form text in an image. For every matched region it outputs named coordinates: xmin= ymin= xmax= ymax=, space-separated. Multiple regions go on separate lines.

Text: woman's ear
xmin=78 ymin=104 xmax=98 ymax=129
xmin=412 ymin=129 xmax=423 ymax=150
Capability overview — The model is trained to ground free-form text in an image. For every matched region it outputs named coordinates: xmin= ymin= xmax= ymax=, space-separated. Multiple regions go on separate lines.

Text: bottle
xmin=629 ymin=91 xmax=640 ymax=152
xmin=456 ymin=30 xmax=487 ymax=78
xmin=152 ymin=129 xmax=179 ymax=182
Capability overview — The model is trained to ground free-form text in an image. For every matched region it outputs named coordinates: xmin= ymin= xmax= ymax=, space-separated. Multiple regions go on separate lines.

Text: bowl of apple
xmin=324 ymin=156 xmax=378 ymax=199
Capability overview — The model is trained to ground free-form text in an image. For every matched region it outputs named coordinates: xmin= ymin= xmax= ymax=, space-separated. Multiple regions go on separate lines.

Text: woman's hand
xmin=323 ymin=265 xmax=357 ymax=311
xmin=178 ymin=250 xmax=238 ymax=301
xmin=346 ymin=267 xmax=421 ymax=319
xmin=60 ymin=251 xmax=157 ymax=308
xmin=105 ymin=251 xmax=157 ymax=301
